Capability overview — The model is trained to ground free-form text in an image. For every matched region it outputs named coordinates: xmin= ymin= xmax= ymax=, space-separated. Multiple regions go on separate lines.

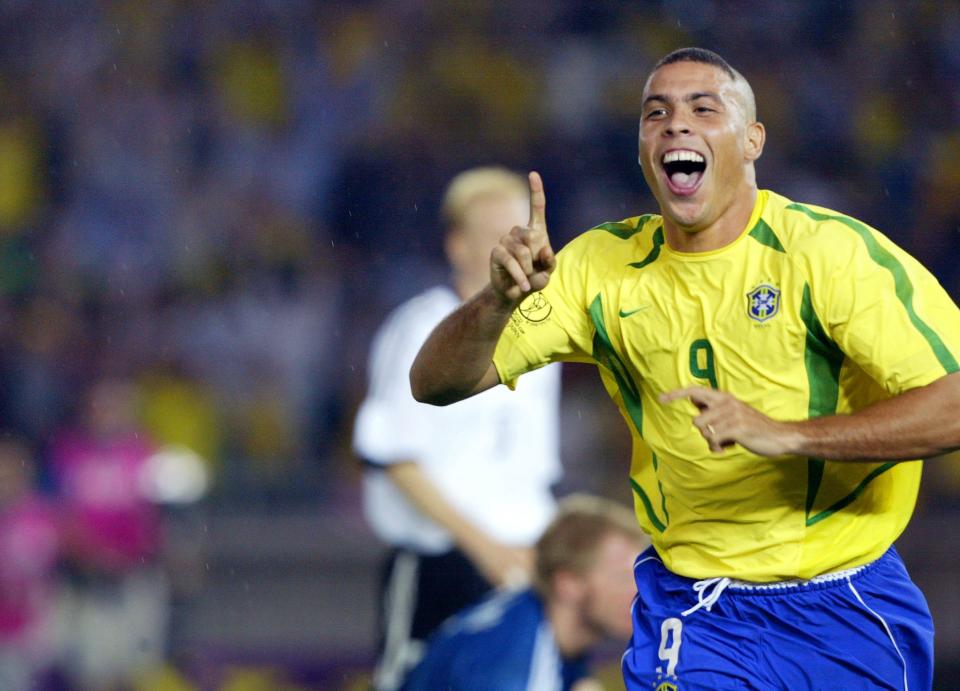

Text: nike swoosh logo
xmin=619 ymin=305 xmax=651 ymax=318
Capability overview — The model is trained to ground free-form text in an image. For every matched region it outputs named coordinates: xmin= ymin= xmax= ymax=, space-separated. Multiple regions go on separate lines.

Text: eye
xmin=694 ymin=106 xmax=715 ymax=114
xmin=644 ymin=108 xmax=667 ymax=120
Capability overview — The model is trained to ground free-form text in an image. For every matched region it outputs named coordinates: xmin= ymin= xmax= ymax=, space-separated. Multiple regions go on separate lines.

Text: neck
xmin=546 ymin=596 xmax=599 ymax=659
xmin=663 ymin=183 xmax=758 ymax=253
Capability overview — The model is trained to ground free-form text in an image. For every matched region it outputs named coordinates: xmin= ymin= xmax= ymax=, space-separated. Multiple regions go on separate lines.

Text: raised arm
xmin=410 ymin=172 xmax=556 ymax=405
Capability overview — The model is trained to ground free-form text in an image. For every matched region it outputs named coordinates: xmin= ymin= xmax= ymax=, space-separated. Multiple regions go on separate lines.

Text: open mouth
xmin=662 ymin=150 xmax=706 ymax=196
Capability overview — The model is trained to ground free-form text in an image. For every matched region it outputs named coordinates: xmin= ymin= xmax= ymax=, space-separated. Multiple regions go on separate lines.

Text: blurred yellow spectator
xmin=0 ymin=117 xmax=44 ymax=233
xmin=215 ymin=41 xmax=288 ymax=128
xmin=855 ymin=94 xmax=905 ymax=164
xmin=139 ymin=369 xmax=224 ymax=478
xmin=132 ymin=663 xmax=198 ymax=691
xmin=239 ymin=381 xmax=299 ymax=476
xmin=219 ymin=666 xmax=308 ymax=691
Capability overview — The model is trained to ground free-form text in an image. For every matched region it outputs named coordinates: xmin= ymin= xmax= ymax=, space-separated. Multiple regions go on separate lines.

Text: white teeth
xmin=662 ymin=150 xmax=705 ymax=164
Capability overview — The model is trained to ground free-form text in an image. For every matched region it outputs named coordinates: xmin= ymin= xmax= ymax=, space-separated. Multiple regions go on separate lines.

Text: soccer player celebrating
xmin=410 ymin=47 xmax=960 ymax=689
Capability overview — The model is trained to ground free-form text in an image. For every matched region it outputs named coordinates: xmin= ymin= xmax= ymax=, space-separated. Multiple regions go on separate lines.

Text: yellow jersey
xmin=493 ymin=189 xmax=960 ymax=581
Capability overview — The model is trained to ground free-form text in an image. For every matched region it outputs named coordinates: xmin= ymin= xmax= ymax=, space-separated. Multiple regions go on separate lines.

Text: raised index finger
xmin=528 ymin=171 xmax=547 ymax=229
xmin=659 ymin=386 xmax=715 ymax=405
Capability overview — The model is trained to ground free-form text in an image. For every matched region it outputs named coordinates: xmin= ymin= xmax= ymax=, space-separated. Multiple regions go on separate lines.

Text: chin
xmin=665 ymin=201 xmax=709 ymax=231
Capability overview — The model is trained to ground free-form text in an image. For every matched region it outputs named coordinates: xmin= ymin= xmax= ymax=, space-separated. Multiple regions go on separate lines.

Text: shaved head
xmin=648 ymin=47 xmax=756 ymax=123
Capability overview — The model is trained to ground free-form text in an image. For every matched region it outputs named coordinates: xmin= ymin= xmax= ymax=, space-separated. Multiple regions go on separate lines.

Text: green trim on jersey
xmin=787 ymin=203 xmax=959 ymax=374
xmin=588 ymin=294 xmax=643 ymax=436
xmin=652 ymin=452 xmax=670 ymax=523
xmin=629 ymin=226 xmax=664 ymax=269
xmin=591 ymin=294 xmax=669 ymax=533
xmin=799 ymin=279 xmax=901 ymax=527
xmin=800 ymin=283 xmax=844 ymax=416
xmin=594 ymin=214 xmax=654 ymax=239
xmin=800 ymin=283 xmax=844 ymax=518
xmin=630 ymin=477 xmax=666 ymax=533
xmin=748 ymin=218 xmax=786 ymax=253
xmin=806 ymin=460 xmax=825 ymax=519
xmin=806 ymin=462 xmax=897 ymax=526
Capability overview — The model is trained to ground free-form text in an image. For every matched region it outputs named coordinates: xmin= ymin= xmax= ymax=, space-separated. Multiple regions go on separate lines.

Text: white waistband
xmin=725 ymin=561 xmax=869 ymax=591
xmin=680 ymin=560 xmax=873 ymax=618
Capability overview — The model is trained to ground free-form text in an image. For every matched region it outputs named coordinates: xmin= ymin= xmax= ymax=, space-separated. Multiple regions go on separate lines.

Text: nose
xmin=665 ymin=118 xmax=691 ymax=136
xmin=664 ymin=110 xmax=692 ymax=136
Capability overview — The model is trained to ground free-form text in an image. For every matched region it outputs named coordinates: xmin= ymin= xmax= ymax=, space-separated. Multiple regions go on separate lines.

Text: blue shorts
xmin=622 ymin=546 xmax=933 ymax=691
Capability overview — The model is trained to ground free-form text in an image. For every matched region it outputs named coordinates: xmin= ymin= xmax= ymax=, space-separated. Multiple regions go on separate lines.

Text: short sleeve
xmin=806 ymin=218 xmax=960 ymax=394
xmin=492 ymin=236 xmax=597 ymax=388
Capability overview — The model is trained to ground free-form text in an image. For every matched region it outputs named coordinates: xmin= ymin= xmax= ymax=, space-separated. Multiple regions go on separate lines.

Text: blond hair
xmin=440 ymin=167 xmax=527 ymax=232
xmin=533 ymin=494 xmax=648 ymax=596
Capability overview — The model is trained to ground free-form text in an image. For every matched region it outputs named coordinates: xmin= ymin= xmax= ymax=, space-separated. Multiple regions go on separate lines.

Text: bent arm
xmin=785 ymin=370 xmax=960 ymax=461
xmin=664 ymin=371 xmax=960 ymax=461
xmin=410 ymin=286 xmax=512 ymax=405
xmin=386 ymin=461 xmax=532 ymax=586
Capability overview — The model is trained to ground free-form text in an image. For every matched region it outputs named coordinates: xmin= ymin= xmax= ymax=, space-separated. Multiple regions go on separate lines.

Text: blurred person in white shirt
xmin=353 ymin=167 xmax=563 ymax=691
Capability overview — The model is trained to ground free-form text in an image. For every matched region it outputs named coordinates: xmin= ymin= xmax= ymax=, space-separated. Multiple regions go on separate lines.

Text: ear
xmin=744 ymin=120 xmax=766 ymax=162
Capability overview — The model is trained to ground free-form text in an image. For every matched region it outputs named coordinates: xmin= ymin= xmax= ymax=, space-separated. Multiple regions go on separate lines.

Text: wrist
xmin=481 ymin=284 xmax=523 ymax=313
xmin=778 ymin=421 xmax=811 ymax=456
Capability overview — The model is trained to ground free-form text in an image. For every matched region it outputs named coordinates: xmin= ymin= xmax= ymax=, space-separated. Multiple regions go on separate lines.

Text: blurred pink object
xmin=50 ymin=379 xmax=162 ymax=573
xmin=51 ymin=431 xmax=161 ymax=571
xmin=0 ymin=495 xmax=59 ymax=640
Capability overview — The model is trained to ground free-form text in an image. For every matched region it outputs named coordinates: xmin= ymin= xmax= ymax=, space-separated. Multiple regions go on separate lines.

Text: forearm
xmin=783 ymin=372 xmax=960 ymax=461
xmin=410 ymin=285 xmax=516 ymax=405
xmin=387 ymin=462 xmax=498 ymax=556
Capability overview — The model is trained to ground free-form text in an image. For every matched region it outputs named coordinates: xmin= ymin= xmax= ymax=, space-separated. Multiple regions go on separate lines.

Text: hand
xmin=571 ymin=680 xmax=604 ymax=691
xmin=659 ymin=386 xmax=803 ymax=457
xmin=466 ymin=537 xmax=534 ymax=589
xmin=490 ymin=171 xmax=557 ymax=305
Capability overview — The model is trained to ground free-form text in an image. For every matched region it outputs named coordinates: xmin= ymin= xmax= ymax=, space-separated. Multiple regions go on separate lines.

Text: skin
xmin=410 ymin=60 xmax=960 ymax=464
xmin=446 ymin=193 xmax=530 ymax=300
xmin=409 ymin=172 xmax=551 ymax=404
xmin=547 ymin=533 xmax=646 ymax=658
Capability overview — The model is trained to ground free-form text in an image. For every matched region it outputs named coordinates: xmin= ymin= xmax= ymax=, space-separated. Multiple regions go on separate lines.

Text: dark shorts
xmin=623 ymin=546 xmax=934 ymax=691
xmin=374 ymin=547 xmax=492 ymax=691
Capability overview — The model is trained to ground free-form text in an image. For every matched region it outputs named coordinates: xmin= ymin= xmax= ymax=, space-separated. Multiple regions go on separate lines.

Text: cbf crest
xmin=746 ymin=284 xmax=780 ymax=323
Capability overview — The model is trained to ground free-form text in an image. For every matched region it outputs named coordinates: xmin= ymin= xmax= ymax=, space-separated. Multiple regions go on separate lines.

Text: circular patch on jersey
xmin=519 ymin=291 xmax=552 ymax=323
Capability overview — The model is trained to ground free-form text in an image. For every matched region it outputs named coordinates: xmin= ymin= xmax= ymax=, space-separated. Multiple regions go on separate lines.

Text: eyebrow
xmin=642 ymin=91 xmax=724 ymax=108
xmin=642 ymin=94 xmax=668 ymax=108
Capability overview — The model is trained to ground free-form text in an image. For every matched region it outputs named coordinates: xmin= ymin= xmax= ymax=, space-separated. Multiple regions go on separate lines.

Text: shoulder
xmin=760 ymin=191 xmax=894 ymax=267
xmin=378 ymin=286 xmax=459 ymax=335
xmin=452 ymin=588 xmax=542 ymax=634
xmin=412 ymin=590 xmax=542 ymax=687
xmin=567 ymin=213 xmax=662 ymax=250
xmin=557 ymin=213 xmax=663 ymax=275
xmin=369 ymin=287 xmax=458 ymax=354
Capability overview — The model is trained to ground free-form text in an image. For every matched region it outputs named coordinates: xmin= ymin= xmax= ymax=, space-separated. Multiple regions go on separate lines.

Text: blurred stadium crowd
xmin=0 ymin=0 xmax=958 ymax=689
